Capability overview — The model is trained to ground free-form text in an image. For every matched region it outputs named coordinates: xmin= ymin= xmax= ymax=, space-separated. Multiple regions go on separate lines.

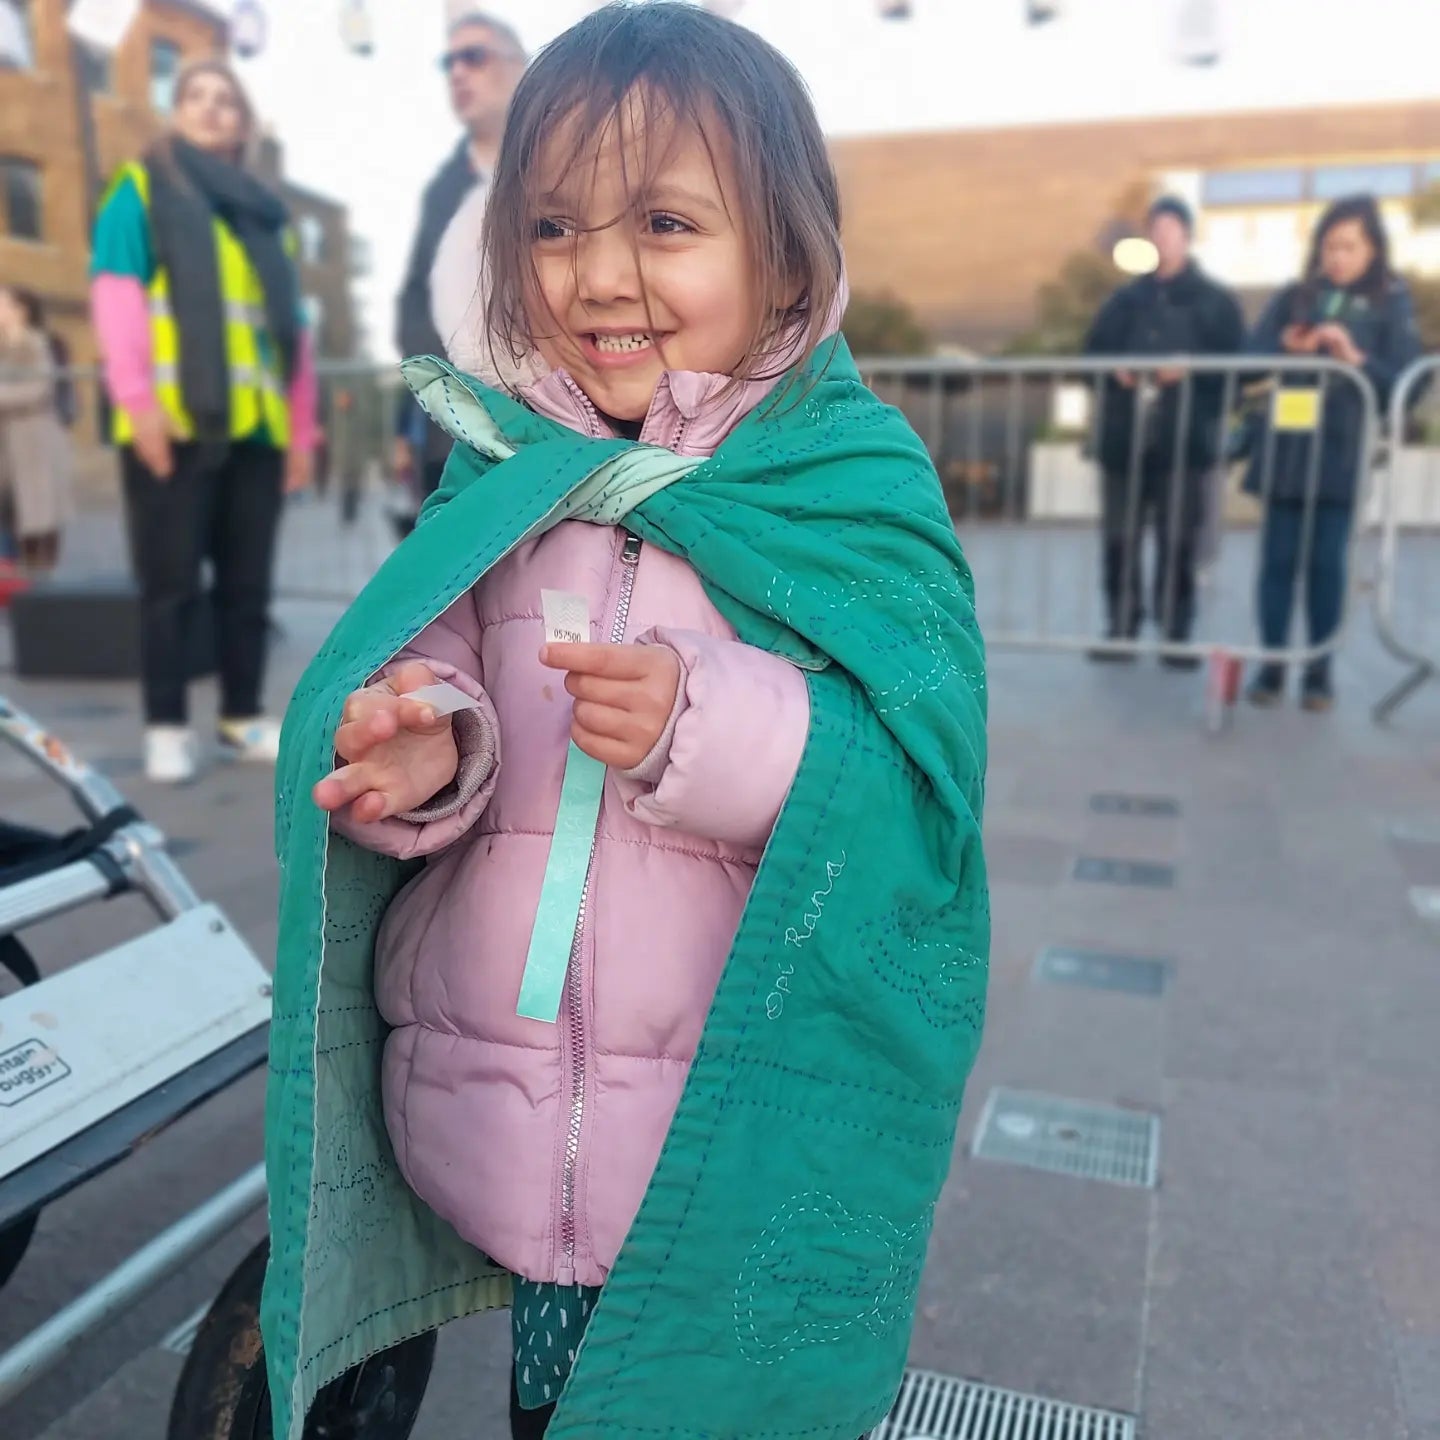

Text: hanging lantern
xmin=1174 ymin=0 xmax=1222 ymax=66
xmin=878 ymin=0 xmax=913 ymax=18
xmin=232 ymin=0 xmax=267 ymax=60
xmin=1026 ymin=0 xmax=1061 ymax=22
xmin=339 ymin=0 xmax=373 ymax=56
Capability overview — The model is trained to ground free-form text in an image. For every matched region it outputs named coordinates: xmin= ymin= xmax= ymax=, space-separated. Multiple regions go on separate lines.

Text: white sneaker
xmin=145 ymin=726 xmax=198 ymax=784
xmin=218 ymin=715 xmax=282 ymax=764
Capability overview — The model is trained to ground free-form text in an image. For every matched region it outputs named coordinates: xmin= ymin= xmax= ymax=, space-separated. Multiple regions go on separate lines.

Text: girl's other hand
xmin=312 ymin=661 xmax=459 ymax=822
xmin=541 ymin=642 xmax=681 ymax=771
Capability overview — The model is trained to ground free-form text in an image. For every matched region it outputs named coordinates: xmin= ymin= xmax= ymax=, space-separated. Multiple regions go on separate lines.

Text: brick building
xmin=0 ymin=0 xmax=361 ymax=442
xmin=832 ymin=100 xmax=1440 ymax=351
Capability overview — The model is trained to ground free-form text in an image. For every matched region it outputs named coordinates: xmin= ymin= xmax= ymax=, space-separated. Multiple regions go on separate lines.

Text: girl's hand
xmin=312 ymin=661 xmax=459 ymax=822
xmin=542 ymin=642 xmax=681 ymax=771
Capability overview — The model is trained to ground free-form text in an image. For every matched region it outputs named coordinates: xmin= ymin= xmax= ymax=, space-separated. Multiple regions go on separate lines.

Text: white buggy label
xmin=0 ymin=1037 xmax=71 ymax=1106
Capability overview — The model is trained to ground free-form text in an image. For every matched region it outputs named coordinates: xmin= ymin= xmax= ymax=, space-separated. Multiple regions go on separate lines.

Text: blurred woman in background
xmin=91 ymin=58 xmax=317 ymax=782
xmin=0 ymin=284 xmax=72 ymax=574
xmin=1245 ymin=195 xmax=1421 ymax=711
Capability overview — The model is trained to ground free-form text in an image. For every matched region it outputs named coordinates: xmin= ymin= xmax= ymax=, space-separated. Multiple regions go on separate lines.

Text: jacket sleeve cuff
xmin=619 ymin=665 xmax=690 ymax=787
xmin=396 ymin=707 xmax=497 ymax=822
xmin=614 ymin=627 xmax=810 ymax=850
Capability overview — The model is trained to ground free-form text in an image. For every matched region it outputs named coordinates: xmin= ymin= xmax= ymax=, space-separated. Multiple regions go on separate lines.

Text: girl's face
xmin=527 ymin=104 xmax=757 ymax=423
xmin=1321 ymin=218 xmax=1376 ymax=289
xmin=174 ymin=70 xmax=248 ymax=158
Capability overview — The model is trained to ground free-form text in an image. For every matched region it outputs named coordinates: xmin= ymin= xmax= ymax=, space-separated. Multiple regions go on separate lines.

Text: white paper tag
xmin=404 ymin=682 xmax=482 ymax=717
xmin=541 ymin=589 xmax=591 ymax=647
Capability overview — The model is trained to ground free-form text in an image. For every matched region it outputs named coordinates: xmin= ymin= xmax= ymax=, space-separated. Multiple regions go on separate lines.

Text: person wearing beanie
xmin=1084 ymin=194 xmax=1243 ymax=663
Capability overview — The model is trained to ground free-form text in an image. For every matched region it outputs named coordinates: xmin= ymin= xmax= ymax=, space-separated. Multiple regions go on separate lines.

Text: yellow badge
xmin=1272 ymin=388 xmax=1322 ymax=433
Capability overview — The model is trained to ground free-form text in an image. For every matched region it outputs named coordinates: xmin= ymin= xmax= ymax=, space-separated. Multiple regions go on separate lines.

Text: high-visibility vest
xmin=108 ymin=162 xmax=292 ymax=449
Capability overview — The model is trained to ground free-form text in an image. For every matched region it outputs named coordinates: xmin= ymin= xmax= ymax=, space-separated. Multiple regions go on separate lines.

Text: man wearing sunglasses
xmin=393 ymin=10 xmax=527 ymax=511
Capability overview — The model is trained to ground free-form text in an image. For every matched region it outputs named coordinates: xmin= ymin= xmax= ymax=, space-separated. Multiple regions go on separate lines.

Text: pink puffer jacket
xmin=334 ymin=367 xmax=811 ymax=1286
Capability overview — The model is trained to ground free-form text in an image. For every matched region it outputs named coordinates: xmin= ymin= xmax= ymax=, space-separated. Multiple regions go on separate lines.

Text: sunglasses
xmin=439 ymin=44 xmax=510 ymax=74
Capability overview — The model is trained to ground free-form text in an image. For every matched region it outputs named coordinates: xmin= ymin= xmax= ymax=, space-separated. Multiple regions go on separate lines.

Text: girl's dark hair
xmin=1298 ymin=194 xmax=1393 ymax=313
xmin=483 ymin=1 xmax=842 ymax=390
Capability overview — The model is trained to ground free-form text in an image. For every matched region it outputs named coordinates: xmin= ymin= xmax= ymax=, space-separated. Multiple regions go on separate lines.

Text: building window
xmin=297 ymin=214 xmax=326 ymax=266
xmin=1312 ymin=163 xmax=1415 ymax=201
xmin=302 ymin=294 xmax=325 ymax=335
xmin=151 ymin=38 xmax=182 ymax=113
xmin=1 ymin=157 xmax=42 ymax=241
xmin=79 ymin=41 xmax=112 ymax=95
xmin=0 ymin=1 xmax=34 ymax=71
xmin=1201 ymin=168 xmax=1306 ymax=207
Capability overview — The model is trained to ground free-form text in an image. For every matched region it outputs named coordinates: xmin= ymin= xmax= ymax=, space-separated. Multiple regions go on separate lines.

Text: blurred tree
xmin=842 ymin=290 xmax=931 ymax=356
xmin=1004 ymin=250 xmax=1122 ymax=355
xmin=1412 ymin=184 xmax=1440 ymax=230
xmin=1403 ymin=271 xmax=1440 ymax=351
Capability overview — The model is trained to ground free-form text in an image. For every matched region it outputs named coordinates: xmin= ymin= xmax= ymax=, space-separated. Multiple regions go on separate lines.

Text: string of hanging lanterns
xmin=221 ymin=1 xmax=1220 ymax=68
xmin=716 ymin=0 xmax=1220 ymax=66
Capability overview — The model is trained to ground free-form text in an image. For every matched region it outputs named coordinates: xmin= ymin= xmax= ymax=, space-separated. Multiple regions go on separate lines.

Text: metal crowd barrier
xmin=10 ymin=350 xmax=1437 ymax=726
xmin=857 ymin=354 xmax=1380 ymax=683
xmin=1375 ymin=354 xmax=1440 ymax=722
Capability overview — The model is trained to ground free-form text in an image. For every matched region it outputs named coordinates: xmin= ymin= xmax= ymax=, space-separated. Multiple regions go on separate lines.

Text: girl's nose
xmin=575 ymin=227 xmax=642 ymax=310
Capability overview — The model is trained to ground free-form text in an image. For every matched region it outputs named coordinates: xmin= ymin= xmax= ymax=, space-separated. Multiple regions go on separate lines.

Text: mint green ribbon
xmin=515 ymin=743 xmax=609 ymax=1022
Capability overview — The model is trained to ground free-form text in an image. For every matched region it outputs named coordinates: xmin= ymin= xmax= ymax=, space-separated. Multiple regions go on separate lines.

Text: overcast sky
xmin=231 ymin=0 xmax=1438 ymax=357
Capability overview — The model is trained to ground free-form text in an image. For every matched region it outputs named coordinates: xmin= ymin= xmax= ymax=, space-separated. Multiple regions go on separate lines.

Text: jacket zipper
xmin=559 ymin=529 xmax=643 ymax=1277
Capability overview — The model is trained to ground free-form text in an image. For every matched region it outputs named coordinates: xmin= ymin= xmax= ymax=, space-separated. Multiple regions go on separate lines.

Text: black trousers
xmin=121 ymin=440 xmax=284 ymax=726
xmin=1100 ymin=455 xmax=1204 ymax=639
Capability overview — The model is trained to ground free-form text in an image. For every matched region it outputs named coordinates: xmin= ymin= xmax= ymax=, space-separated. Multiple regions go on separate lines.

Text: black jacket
xmin=395 ymin=140 xmax=478 ymax=462
xmin=1242 ymin=277 xmax=1424 ymax=506
xmin=1084 ymin=262 xmax=1244 ymax=473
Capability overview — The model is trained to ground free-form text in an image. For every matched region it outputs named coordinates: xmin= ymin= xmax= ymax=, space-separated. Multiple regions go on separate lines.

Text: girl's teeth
xmin=594 ymin=334 xmax=652 ymax=354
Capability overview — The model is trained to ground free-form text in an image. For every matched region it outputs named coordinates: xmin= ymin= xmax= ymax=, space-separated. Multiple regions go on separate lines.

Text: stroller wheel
xmin=168 ymin=1238 xmax=436 ymax=1440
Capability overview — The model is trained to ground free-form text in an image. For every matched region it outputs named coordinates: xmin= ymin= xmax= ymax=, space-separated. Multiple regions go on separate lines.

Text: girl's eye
xmin=647 ymin=213 xmax=693 ymax=237
xmin=533 ymin=218 xmax=572 ymax=241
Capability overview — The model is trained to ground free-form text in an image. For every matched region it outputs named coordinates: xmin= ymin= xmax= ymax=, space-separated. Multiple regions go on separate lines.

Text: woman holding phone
xmin=1244 ymin=195 xmax=1421 ymax=711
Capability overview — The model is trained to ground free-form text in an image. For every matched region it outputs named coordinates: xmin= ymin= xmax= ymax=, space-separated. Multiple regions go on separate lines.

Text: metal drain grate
xmin=1035 ymin=946 xmax=1169 ymax=997
xmin=972 ymin=1088 xmax=1159 ymax=1188
xmin=1090 ymin=792 xmax=1180 ymax=818
xmin=870 ymin=1369 xmax=1136 ymax=1440
xmin=1073 ymin=856 xmax=1175 ymax=889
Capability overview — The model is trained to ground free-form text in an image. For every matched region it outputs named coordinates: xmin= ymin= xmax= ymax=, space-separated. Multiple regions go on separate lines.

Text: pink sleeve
xmin=614 ymin=627 xmax=810 ymax=849
xmin=90 ymin=274 xmax=156 ymax=414
xmin=287 ymin=329 xmax=318 ymax=453
xmin=329 ymin=594 xmax=501 ymax=859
